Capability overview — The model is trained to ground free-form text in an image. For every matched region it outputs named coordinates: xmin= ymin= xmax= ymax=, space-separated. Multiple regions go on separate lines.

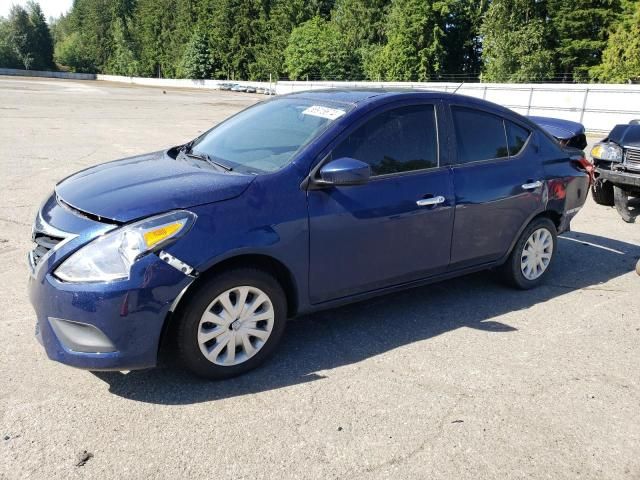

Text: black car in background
xmin=590 ymin=120 xmax=640 ymax=223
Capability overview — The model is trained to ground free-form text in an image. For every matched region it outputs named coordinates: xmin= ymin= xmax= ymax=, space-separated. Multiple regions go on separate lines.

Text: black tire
xmin=500 ymin=217 xmax=558 ymax=289
xmin=591 ymin=179 xmax=614 ymax=206
xmin=177 ymin=268 xmax=287 ymax=380
xmin=613 ymin=185 xmax=637 ymax=223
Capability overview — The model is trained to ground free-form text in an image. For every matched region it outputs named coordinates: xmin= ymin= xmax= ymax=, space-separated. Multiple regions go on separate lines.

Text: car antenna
xmin=451 ymin=82 xmax=464 ymax=94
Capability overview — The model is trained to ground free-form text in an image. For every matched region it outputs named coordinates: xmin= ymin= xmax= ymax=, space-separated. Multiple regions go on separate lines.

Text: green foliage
xmin=54 ymin=31 xmax=96 ymax=72
xmin=134 ymin=0 xmax=180 ymax=77
xmin=6 ymin=5 xmax=36 ymax=70
xmin=591 ymin=0 xmax=640 ymax=82
xmin=106 ymin=17 xmax=140 ymax=76
xmin=180 ymin=32 xmax=212 ymax=79
xmin=331 ymin=0 xmax=391 ymax=79
xmin=362 ymin=0 xmax=447 ymax=81
xmin=480 ymin=0 xmax=556 ymax=82
xmin=66 ymin=0 xmax=114 ymax=71
xmin=284 ymin=16 xmax=350 ymax=80
xmin=19 ymin=0 xmax=637 ymax=83
xmin=0 ymin=17 xmax=21 ymax=68
xmin=441 ymin=0 xmax=486 ymax=77
xmin=27 ymin=1 xmax=54 ymax=69
xmin=250 ymin=0 xmax=315 ymax=79
xmin=548 ymin=0 xmax=622 ymax=81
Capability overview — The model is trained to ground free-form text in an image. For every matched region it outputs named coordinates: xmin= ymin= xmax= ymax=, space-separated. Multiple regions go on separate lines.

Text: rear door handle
xmin=522 ymin=181 xmax=543 ymax=190
xmin=416 ymin=196 xmax=446 ymax=207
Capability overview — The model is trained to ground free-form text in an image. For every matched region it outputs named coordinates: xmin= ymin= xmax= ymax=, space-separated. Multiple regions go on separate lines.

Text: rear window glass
xmin=452 ymin=107 xmax=509 ymax=163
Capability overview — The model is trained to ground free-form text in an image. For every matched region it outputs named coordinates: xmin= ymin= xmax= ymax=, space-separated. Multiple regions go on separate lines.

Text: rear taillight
xmin=572 ymin=156 xmax=594 ymax=185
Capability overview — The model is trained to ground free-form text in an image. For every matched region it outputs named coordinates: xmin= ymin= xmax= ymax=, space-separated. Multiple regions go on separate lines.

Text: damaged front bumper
xmin=596 ymin=167 xmax=640 ymax=189
xmin=28 ymin=194 xmax=193 ymax=371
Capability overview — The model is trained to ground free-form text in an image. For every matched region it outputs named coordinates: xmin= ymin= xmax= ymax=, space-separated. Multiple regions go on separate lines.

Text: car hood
xmin=606 ymin=123 xmax=640 ymax=148
xmin=55 ymin=150 xmax=255 ymax=223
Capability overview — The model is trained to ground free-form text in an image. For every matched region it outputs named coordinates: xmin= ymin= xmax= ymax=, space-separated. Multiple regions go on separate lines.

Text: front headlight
xmin=590 ymin=142 xmax=623 ymax=162
xmin=55 ymin=210 xmax=196 ymax=283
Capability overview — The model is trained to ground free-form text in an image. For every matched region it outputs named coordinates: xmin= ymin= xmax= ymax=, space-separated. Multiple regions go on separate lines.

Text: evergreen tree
xmin=284 ymin=16 xmax=349 ymax=80
xmin=362 ymin=0 xmax=447 ymax=81
xmin=332 ymin=0 xmax=390 ymax=48
xmin=67 ymin=0 xmax=115 ymax=71
xmin=26 ymin=1 xmax=54 ymax=69
xmin=250 ymin=0 xmax=315 ymax=79
xmin=54 ymin=31 xmax=94 ymax=71
xmin=331 ymin=0 xmax=391 ymax=79
xmin=227 ymin=0 xmax=264 ymax=79
xmin=42 ymin=0 xmax=640 ymax=83
xmin=441 ymin=0 xmax=486 ymax=78
xmin=480 ymin=0 xmax=556 ymax=82
xmin=0 ymin=17 xmax=21 ymax=68
xmin=591 ymin=0 xmax=640 ymax=82
xmin=135 ymin=0 xmax=177 ymax=77
xmin=107 ymin=17 xmax=140 ymax=75
xmin=7 ymin=5 xmax=36 ymax=70
xmin=548 ymin=0 xmax=622 ymax=81
xmin=180 ymin=31 xmax=212 ymax=78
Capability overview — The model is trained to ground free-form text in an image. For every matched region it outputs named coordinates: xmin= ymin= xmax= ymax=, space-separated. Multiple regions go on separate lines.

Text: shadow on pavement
xmin=93 ymin=231 xmax=639 ymax=405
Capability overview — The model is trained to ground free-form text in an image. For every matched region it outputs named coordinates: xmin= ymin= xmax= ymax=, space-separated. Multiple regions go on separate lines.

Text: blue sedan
xmin=28 ymin=89 xmax=591 ymax=378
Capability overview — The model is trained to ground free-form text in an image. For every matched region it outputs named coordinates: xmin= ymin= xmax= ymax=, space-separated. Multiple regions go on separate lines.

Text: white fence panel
xmin=0 ymin=67 xmax=96 ymax=80
xmin=275 ymin=81 xmax=640 ymax=132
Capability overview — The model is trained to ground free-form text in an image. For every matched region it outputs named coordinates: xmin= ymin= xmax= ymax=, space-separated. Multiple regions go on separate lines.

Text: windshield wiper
xmin=183 ymin=149 xmax=233 ymax=172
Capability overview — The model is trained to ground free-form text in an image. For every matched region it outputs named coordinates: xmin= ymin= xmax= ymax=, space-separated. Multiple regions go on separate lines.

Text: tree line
xmin=1 ymin=0 xmax=639 ymax=83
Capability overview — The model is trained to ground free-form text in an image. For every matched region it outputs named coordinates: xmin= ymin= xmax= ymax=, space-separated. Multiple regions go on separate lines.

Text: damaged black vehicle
xmin=590 ymin=120 xmax=640 ymax=223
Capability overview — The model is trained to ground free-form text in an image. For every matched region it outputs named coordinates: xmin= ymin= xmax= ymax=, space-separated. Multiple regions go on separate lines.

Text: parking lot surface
xmin=0 ymin=76 xmax=639 ymax=479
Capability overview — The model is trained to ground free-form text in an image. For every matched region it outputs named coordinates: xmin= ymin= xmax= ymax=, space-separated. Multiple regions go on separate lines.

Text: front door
xmin=307 ymin=103 xmax=455 ymax=304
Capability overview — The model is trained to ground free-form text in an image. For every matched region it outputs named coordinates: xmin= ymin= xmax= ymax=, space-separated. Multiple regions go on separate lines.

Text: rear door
xmin=447 ymin=105 xmax=545 ymax=267
xmin=307 ymin=102 xmax=455 ymax=303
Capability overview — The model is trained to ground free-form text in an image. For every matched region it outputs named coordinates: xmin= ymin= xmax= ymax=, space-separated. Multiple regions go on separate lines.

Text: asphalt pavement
xmin=0 ymin=76 xmax=639 ymax=479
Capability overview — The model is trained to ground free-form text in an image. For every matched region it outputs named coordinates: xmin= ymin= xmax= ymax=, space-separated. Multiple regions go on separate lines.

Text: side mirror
xmin=317 ymin=157 xmax=371 ymax=187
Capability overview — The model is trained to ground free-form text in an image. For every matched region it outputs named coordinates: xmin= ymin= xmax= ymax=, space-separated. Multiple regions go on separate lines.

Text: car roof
xmin=282 ymin=88 xmax=520 ymax=117
xmin=283 ymin=88 xmax=447 ymax=104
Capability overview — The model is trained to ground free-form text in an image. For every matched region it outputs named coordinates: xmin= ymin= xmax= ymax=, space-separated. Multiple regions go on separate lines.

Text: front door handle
xmin=416 ymin=196 xmax=446 ymax=207
xmin=522 ymin=180 xmax=543 ymax=190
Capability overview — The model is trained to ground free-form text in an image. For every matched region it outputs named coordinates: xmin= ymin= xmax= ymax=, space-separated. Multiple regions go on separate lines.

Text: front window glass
xmin=332 ymin=104 xmax=438 ymax=176
xmin=191 ymin=99 xmax=351 ymax=173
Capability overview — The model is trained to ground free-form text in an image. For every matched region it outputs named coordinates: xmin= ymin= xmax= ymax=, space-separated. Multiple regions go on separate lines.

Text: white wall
xmin=96 ymin=74 xmax=274 ymax=90
xmin=276 ymin=81 xmax=640 ymax=133
xmin=0 ymin=67 xmax=96 ymax=80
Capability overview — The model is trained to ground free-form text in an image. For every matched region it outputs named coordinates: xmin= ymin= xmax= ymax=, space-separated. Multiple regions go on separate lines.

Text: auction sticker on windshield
xmin=302 ymin=105 xmax=346 ymax=120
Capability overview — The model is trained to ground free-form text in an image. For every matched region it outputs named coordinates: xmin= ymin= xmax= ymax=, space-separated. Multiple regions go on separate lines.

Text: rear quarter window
xmin=506 ymin=121 xmax=531 ymax=156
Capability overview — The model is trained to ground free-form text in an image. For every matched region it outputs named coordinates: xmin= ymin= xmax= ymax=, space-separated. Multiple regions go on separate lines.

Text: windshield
xmin=190 ymin=98 xmax=351 ymax=173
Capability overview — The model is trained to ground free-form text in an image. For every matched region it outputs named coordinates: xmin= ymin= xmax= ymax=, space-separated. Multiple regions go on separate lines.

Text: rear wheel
xmin=591 ymin=179 xmax=614 ymax=206
xmin=177 ymin=268 xmax=287 ymax=379
xmin=500 ymin=217 xmax=557 ymax=289
xmin=613 ymin=186 xmax=637 ymax=223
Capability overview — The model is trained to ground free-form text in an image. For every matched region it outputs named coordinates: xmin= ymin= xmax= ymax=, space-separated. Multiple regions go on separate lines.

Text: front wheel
xmin=591 ymin=179 xmax=614 ymax=206
xmin=177 ymin=268 xmax=287 ymax=379
xmin=613 ymin=186 xmax=637 ymax=223
xmin=500 ymin=217 xmax=557 ymax=289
